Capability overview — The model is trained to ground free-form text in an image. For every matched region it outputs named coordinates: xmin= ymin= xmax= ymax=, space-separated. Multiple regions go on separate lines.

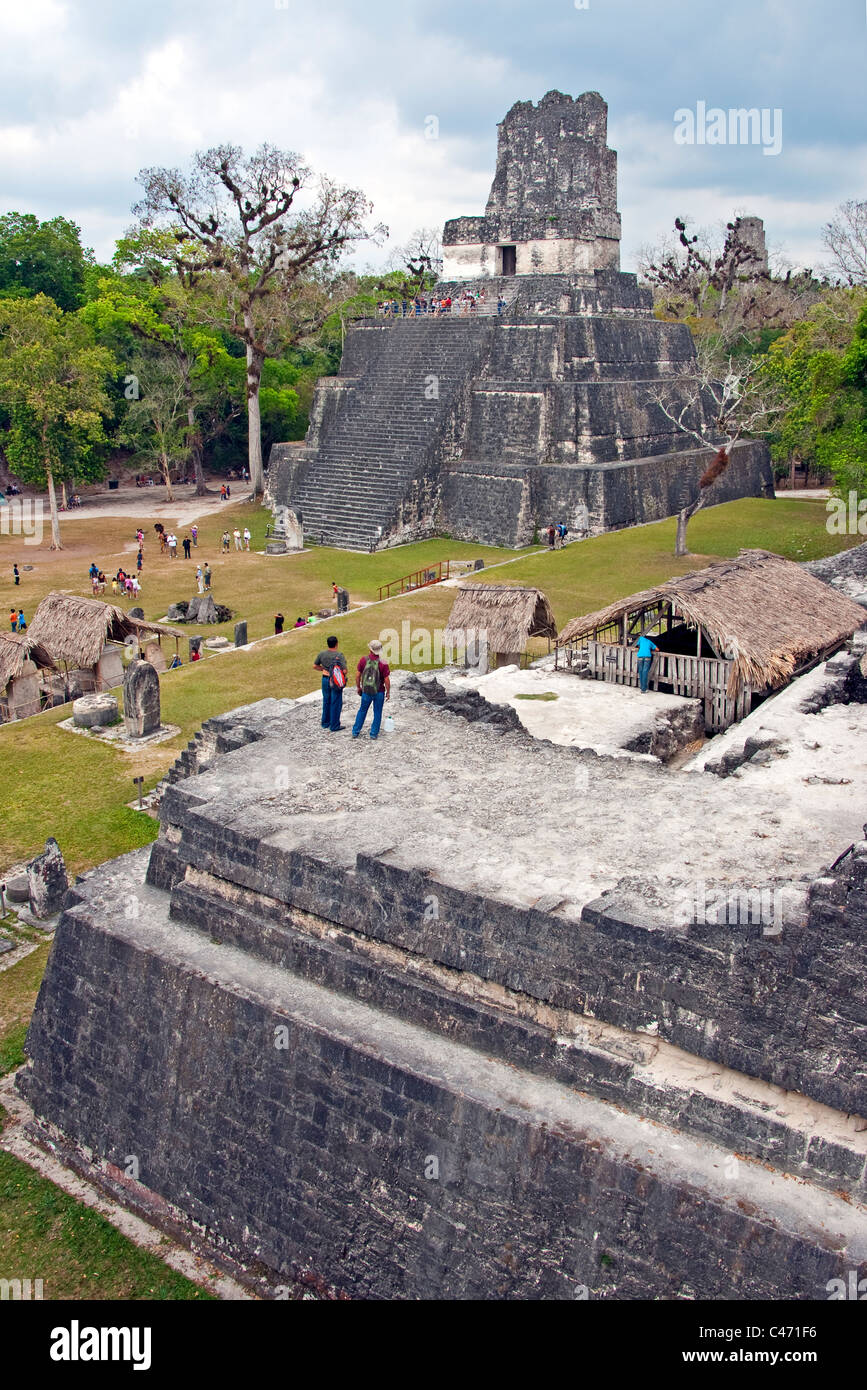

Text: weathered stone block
xmin=27 ymin=837 xmax=68 ymax=918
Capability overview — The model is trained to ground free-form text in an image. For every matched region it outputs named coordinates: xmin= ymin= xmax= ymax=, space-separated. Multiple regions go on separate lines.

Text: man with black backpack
xmin=352 ymin=639 xmax=390 ymax=740
xmin=314 ymin=634 xmax=348 ymax=732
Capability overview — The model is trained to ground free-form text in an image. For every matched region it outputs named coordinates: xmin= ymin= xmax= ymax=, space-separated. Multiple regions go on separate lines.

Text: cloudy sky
xmin=1 ymin=0 xmax=865 ymax=275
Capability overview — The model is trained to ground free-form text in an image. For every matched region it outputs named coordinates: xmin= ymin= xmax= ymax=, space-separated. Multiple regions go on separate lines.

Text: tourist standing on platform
xmin=352 ymin=640 xmax=390 ymax=740
xmin=314 ymin=635 xmax=347 ymax=732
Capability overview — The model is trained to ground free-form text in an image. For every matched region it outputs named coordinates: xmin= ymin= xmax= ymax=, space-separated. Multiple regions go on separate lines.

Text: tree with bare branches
xmin=647 ymin=334 xmax=783 ymax=555
xmin=132 ymin=144 xmax=385 ymax=496
xmin=822 ymin=200 xmax=867 ymax=286
xmin=639 ymin=216 xmax=821 ymax=339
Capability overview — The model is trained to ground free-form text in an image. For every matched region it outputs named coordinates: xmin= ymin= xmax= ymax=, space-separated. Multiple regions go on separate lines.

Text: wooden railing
xmin=582 ymin=640 xmax=748 ymax=731
xmin=378 ymin=560 xmax=451 ymax=602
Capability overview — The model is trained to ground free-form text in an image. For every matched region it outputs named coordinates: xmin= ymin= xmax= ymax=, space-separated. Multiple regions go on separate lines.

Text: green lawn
xmin=0 ymin=1150 xmax=213 ymax=1300
xmin=0 ymin=495 xmax=853 ymax=877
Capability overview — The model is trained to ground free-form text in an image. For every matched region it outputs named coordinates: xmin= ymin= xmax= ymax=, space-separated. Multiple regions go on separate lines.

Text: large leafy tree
xmin=131 ymin=144 xmax=384 ymax=496
xmin=764 ymin=290 xmax=867 ymax=498
xmin=0 ymin=212 xmax=93 ymax=312
xmin=0 ymin=295 xmax=116 ymax=548
xmin=83 ymin=247 xmax=242 ymax=495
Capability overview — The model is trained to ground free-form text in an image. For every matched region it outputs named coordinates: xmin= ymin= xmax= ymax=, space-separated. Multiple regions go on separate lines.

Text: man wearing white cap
xmin=352 ymin=639 xmax=391 ymax=740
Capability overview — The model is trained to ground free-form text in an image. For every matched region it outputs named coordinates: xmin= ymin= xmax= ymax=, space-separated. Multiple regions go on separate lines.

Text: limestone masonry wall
xmin=17 ymin=692 xmax=867 ymax=1297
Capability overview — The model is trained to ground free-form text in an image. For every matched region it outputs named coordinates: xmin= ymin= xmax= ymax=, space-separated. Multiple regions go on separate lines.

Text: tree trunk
xmin=789 ymin=453 xmax=797 ymax=491
xmin=245 ymin=313 xmax=265 ymax=497
xmin=675 ymin=496 xmax=704 ymax=557
xmin=188 ymin=405 xmax=207 ymax=496
xmin=60 ymin=479 xmax=68 ymax=508
xmin=45 ymin=466 xmax=62 ymax=550
xmin=160 ymin=451 xmax=174 ymax=502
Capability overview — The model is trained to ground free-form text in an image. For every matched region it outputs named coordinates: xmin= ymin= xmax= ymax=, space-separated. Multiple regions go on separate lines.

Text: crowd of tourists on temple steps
xmin=377 ymin=288 xmax=508 ymax=318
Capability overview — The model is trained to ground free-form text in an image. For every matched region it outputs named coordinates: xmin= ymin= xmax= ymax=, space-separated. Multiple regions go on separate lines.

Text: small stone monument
xmin=193 ymin=594 xmax=218 ymax=624
xmin=234 ymin=620 xmax=247 ymax=647
xmin=265 ymin=506 xmax=304 ymax=554
xmin=337 ymin=587 xmax=350 ymax=614
xmin=27 ymin=837 xmax=68 ymax=919
xmin=128 ymin=606 xmax=145 ymax=620
xmin=123 ymin=658 xmax=161 ymax=738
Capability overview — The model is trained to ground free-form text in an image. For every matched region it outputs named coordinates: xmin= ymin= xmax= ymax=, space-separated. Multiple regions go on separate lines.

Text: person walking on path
xmin=243 ymin=527 xmax=251 ymax=551
xmin=137 ymin=548 xmax=143 ymax=572
xmin=233 ymin=528 xmax=242 ymax=551
xmin=203 ymin=563 xmax=212 ymax=591
xmin=314 ymin=635 xmax=348 ymax=732
xmin=13 ymin=564 xmax=19 ymax=586
xmin=546 ymin=524 xmax=556 ymax=550
xmin=274 ymin=613 xmax=284 ymax=634
xmin=352 ymin=639 xmax=390 ymax=740
xmin=182 ymin=534 xmax=192 ymax=559
xmin=635 ymin=633 xmax=658 ymax=693
xmin=196 ymin=565 xmax=204 ymax=594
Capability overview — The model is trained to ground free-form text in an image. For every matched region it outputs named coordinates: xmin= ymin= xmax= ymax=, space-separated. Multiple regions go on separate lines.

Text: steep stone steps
xmin=290 ymin=319 xmax=497 ymax=549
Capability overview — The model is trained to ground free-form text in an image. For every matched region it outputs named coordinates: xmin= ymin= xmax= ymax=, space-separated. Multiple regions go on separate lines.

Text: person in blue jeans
xmin=635 ymin=633 xmax=658 ymax=692
xmin=352 ymin=639 xmax=391 ymax=739
xmin=314 ymin=635 xmax=347 ymax=731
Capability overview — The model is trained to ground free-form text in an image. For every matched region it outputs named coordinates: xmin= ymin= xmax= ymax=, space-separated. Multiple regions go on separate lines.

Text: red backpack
xmin=330 ymin=663 xmax=346 ymax=689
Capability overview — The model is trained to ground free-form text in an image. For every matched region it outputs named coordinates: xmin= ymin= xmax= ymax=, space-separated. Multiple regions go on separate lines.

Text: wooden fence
xmin=583 ymin=640 xmax=749 ymax=731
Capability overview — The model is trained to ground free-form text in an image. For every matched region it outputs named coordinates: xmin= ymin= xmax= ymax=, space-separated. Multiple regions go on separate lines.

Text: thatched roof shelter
xmin=0 ymin=630 xmax=55 ymax=689
xmin=557 ymin=550 xmax=865 ymax=696
xmin=28 ymin=592 xmax=184 ymax=669
xmin=446 ymin=585 xmax=557 ymax=656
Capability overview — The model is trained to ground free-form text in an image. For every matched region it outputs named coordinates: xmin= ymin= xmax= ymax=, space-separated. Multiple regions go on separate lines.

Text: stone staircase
xmin=290 ymin=318 xmax=496 ymax=550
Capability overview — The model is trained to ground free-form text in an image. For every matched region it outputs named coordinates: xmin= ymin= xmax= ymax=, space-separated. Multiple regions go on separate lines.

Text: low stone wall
xmin=440 ymin=440 xmax=773 ymax=546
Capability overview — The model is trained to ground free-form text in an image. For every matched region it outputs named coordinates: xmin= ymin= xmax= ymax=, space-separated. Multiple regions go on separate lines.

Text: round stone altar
xmin=73 ymin=694 xmax=119 ymax=729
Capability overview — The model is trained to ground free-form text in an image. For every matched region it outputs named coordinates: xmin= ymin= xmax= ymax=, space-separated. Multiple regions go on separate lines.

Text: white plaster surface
xmin=449 ymin=665 xmax=700 ymax=760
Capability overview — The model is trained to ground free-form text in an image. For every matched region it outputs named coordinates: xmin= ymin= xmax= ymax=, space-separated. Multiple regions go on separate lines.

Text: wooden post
xmin=133 ymin=776 xmax=144 ymax=810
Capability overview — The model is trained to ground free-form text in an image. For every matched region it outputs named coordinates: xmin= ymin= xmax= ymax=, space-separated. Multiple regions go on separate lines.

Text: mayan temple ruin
xmin=267 ymin=90 xmax=772 ymax=550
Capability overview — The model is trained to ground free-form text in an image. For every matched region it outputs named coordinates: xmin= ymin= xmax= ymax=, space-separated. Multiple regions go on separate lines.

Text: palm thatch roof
xmin=445 ymin=585 xmax=557 ymax=653
xmin=0 ymin=631 xmax=55 ymax=689
xmin=28 ymin=592 xmax=184 ymax=669
xmin=557 ymin=550 xmax=866 ymax=694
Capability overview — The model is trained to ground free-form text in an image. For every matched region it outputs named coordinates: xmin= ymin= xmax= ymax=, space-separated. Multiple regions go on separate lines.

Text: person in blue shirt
xmin=635 ymin=633 xmax=658 ymax=692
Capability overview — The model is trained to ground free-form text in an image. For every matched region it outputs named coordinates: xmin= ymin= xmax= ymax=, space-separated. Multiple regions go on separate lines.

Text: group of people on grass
xmin=8 ymin=607 xmax=26 ymax=631
xmin=156 ymin=525 xmax=199 ymax=558
xmin=314 ymin=635 xmax=391 ymax=739
xmin=221 ymin=528 xmax=252 ymax=552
